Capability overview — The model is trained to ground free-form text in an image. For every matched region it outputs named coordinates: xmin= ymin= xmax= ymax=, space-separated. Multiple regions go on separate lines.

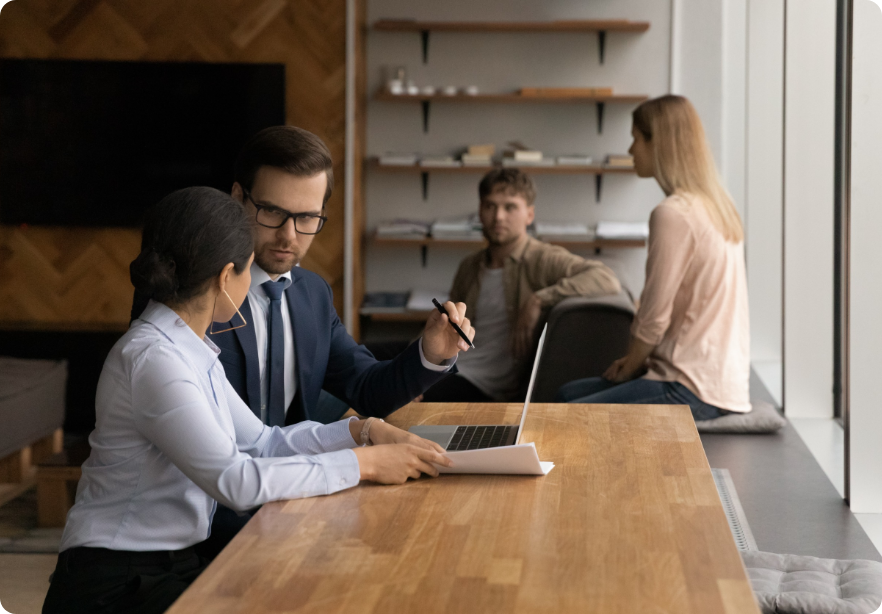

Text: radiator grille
xmin=711 ymin=468 xmax=758 ymax=552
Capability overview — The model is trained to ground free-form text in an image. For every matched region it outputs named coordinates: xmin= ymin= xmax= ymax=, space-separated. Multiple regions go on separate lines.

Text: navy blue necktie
xmin=262 ymin=280 xmax=287 ymax=427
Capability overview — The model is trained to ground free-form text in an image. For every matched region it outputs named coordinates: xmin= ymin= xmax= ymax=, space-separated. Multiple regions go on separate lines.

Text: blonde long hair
xmin=633 ymin=95 xmax=744 ymax=243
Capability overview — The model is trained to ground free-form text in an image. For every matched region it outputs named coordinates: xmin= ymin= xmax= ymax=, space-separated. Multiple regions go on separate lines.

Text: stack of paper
xmin=378 ymin=153 xmax=418 ymax=166
xmin=407 ymin=289 xmax=449 ymax=311
xmin=595 ymin=221 xmax=650 ymax=240
xmin=420 ymin=156 xmax=462 ymax=168
xmin=502 ymin=157 xmax=555 ymax=167
xmin=376 ymin=219 xmax=431 ymax=239
xmin=431 ymin=215 xmax=484 ymax=240
xmin=535 ymin=222 xmax=592 ymax=238
xmin=556 ymin=155 xmax=594 ymax=166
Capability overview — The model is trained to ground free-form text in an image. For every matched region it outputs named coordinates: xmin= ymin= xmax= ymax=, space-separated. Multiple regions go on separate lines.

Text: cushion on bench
xmin=742 ymin=551 xmax=882 ymax=614
xmin=696 ymin=400 xmax=786 ymax=434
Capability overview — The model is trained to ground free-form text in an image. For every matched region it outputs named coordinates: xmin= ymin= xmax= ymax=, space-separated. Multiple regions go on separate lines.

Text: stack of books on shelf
xmin=460 ymin=144 xmax=495 ymax=167
xmin=376 ymin=219 xmax=431 ymax=239
xmin=595 ymin=221 xmax=650 ymax=240
xmin=605 ymin=154 xmax=635 ymax=168
xmin=503 ymin=141 xmax=554 ymax=167
xmin=431 ymin=214 xmax=484 ymax=241
xmin=360 ymin=290 xmax=451 ymax=315
xmin=419 ymin=155 xmax=462 ymax=168
xmin=555 ymin=154 xmax=594 ymax=166
xmin=534 ymin=221 xmax=593 ymax=239
xmin=360 ymin=291 xmax=410 ymax=314
xmin=378 ymin=152 xmax=418 ymax=166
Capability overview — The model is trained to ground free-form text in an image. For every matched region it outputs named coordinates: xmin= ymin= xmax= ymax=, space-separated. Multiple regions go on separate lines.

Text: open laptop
xmin=409 ymin=324 xmax=547 ymax=451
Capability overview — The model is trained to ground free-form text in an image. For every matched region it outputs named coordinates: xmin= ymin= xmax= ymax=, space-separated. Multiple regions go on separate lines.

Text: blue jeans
xmin=555 ymin=377 xmax=727 ymax=421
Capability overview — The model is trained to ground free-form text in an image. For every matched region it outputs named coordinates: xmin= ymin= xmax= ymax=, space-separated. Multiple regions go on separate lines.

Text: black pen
xmin=432 ymin=298 xmax=476 ymax=349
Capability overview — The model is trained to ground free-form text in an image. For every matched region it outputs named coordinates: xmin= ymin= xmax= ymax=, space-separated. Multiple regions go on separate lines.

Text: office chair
xmin=530 ymin=291 xmax=636 ymax=402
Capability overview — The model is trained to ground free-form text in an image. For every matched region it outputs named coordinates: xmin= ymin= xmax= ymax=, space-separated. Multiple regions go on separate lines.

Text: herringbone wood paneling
xmin=0 ymin=0 xmax=347 ymax=329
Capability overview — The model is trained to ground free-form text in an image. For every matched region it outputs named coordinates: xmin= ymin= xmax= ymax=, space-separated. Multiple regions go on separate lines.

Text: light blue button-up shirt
xmin=60 ymin=300 xmax=361 ymax=553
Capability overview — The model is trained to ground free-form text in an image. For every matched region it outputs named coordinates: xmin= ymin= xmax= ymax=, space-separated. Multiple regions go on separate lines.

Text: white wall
xmin=848 ymin=0 xmax=882 ymax=513
xmin=745 ymin=0 xmax=784 ymax=401
xmin=782 ymin=0 xmax=836 ymax=418
xmin=364 ymin=1 xmax=672 ymax=299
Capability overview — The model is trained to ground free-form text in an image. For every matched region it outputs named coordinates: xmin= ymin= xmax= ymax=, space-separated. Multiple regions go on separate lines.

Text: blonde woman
xmin=556 ymin=95 xmax=750 ymax=419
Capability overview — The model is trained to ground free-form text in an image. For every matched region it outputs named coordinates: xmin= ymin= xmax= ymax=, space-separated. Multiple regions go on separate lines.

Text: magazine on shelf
xmin=535 ymin=222 xmax=593 ymax=238
xmin=378 ymin=153 xmax=418 ymax=166
xmin=361 ymin=291 xmax=410 ymax=314
xmin=376 ymin=219 xmax=431 ymax=238
xmin=595 ymin=221 xmax=650 ymax=240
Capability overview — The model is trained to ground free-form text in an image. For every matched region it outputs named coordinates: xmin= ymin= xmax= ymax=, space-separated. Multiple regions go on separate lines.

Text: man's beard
xmin=255 ymin=244 xmax=301 ymax=275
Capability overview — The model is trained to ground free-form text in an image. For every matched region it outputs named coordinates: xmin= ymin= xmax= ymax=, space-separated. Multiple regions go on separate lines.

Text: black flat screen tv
xmin=0 ymin=58 xmax=285 ymax=227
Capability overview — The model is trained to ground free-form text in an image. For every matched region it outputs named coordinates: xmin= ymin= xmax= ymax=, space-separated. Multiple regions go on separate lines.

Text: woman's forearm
xmin=623 ymin=337 xmax=655 ymax=374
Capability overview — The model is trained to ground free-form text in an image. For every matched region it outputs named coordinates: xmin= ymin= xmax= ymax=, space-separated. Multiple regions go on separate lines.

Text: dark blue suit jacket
xmin=210 ymin=267 xmax=452 ymax=425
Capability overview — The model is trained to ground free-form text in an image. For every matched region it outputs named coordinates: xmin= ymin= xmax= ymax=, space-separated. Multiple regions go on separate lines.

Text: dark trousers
xmin=42 ymin=546 xmax=207 ymax=614
xmin=555 ymin=377 xmax=727 ymax=421
xmin=421 ymin=374 xmax=493 ymax=403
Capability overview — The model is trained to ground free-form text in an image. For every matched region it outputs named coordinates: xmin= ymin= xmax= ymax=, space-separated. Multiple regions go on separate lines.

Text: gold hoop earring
xmin=209 ymin=290 xmax=248 ymax=334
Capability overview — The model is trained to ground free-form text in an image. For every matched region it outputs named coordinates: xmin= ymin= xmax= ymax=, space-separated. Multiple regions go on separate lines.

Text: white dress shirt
xmin=60 ymin=300 xmax=361 ymax=553
xmin=246 ymin=263 xmax=455 ymax=422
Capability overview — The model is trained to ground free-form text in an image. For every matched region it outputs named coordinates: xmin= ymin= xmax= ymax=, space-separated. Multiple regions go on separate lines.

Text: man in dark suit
xmin=189 ymin=126 xmax=473 ymax=557
xmin=214 ymin=126 xmax=471 ymax=427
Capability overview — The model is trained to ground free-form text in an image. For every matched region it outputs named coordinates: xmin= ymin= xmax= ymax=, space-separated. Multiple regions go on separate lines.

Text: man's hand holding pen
xmin=422 ymin=300 xmax=475 ymax=365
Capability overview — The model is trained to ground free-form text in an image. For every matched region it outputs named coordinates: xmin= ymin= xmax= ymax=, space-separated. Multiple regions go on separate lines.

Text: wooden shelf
xmin=370 ymin=158 xmax=635 ymax=202
xmin=372 ymin=19 xmax=650 ymax=65
xmin=374 ymin=90 xmax=647 ymax=134
xmin=370 ymin=158 xmax=636 ymax=175
xmin=371 ymin=235 xmax=645 ymax=250
xmin=374 ymin=91 xmax=648 ymax=104
xmin=373 ymin=19 xmax=651 ymax=33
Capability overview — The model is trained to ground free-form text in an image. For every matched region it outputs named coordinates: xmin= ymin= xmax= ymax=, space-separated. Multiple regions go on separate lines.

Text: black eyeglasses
xmin=243 ymin=189 xmax=327 ymax=235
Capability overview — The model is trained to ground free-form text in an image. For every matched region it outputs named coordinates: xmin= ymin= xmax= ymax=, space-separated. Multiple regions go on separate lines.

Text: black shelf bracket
xmin=421 ymin=100 xmax=431 ymax=133
xmin=421 ymin=30 xmax=430 ymax=63
xmin=596 ymin=101 xmax=605 ymax=134
xmin=595 ymin=174 xmax=603 ymax=203
xmin=420 ymin=244 xmax=428 ymax=267
xmin=598 ymin=30 xmax=607 ymax=64
xmin=421 ymin=171 xmax=430 ymax=200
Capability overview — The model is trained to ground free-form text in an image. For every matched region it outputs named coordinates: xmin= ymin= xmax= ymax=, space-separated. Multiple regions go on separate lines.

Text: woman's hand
xmin=353 ymin=444 xmax=453 ymax=484
xmin=603 ymin=356 xmax=640 ymax=383
xmin=602 ymin=338 xmax=656 ymax=383
xmin=368 ymin=420 xmax=446 ymax=454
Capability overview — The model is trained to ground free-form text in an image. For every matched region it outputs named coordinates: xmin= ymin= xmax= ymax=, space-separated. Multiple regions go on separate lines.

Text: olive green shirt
xmin=449 ymin=235 xmax=621 ymax=342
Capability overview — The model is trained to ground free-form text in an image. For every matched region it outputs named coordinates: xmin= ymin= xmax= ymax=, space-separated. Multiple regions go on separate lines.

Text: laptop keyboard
xmin=447 ymin=425 xmax=515 ymax=451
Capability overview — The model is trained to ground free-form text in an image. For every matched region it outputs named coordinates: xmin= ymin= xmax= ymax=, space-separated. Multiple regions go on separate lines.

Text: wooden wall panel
xmin=0 ymin=0 xmax=347 ymax=329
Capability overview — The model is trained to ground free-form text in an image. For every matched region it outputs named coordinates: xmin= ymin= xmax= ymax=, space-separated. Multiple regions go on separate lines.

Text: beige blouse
xmin=632 ymin=193 xmax=751 ymax=413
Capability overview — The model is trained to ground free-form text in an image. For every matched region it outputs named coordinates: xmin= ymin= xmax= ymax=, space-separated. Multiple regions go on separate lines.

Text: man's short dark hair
xmin=478 ymin=168 xmax=536 ymax=206
xmin=234 ymin=126 xmax=334 ymax=205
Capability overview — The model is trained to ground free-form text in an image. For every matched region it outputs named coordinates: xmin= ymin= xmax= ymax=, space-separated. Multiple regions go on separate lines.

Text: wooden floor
xmin=0 ymin=553 xmax=56 ymax=614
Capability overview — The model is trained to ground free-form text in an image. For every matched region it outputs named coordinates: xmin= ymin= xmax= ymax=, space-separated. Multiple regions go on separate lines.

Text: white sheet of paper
xmin=435 ymin=442 xmax=554 ymax=475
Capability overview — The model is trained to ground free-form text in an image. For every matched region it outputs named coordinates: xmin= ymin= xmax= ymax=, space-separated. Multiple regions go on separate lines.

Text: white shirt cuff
xmin=418 ymin=338 xmax=457 ymax=372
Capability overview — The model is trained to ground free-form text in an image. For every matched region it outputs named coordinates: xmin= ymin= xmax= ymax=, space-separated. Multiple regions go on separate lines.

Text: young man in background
xmin=422 ymin=168 xmax=620 ymax=402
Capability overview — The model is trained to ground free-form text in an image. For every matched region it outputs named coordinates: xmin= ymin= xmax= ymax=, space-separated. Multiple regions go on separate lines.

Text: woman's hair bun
xmin=130 ymin=248 xmax=178 ymax=303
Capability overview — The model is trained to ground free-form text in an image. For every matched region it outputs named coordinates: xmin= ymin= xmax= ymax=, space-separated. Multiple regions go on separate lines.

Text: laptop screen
xmin=515 ymin=324 xmax=547 ymax=445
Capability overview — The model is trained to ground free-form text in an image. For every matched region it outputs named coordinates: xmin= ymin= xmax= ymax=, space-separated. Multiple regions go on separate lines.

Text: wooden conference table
xmin=168 ymin=403 xmax=759 ymax=614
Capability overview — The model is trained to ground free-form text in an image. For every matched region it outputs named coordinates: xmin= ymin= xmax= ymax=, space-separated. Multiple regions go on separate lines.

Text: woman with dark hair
xmin=42 ymin=187 xmax=452 ymax=614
